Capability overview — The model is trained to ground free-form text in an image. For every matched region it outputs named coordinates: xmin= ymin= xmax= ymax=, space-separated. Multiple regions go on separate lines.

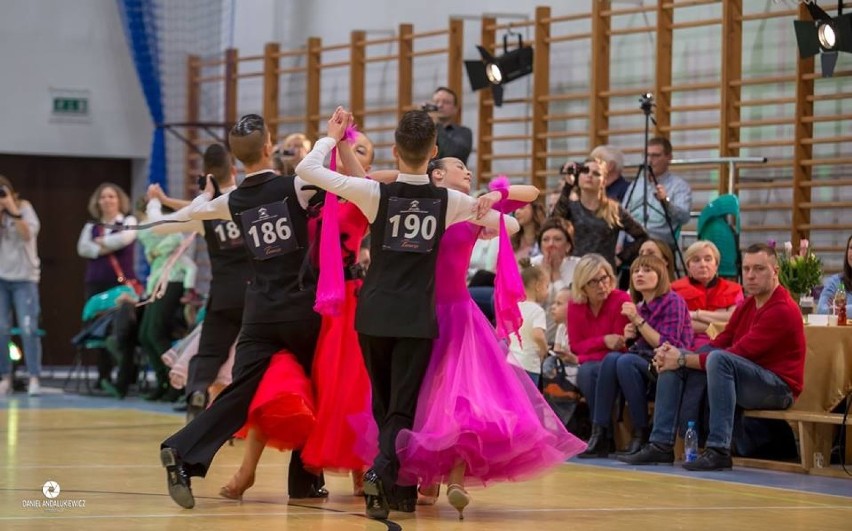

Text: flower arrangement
xmin=774 ymin=239 xmax=823 ymax=299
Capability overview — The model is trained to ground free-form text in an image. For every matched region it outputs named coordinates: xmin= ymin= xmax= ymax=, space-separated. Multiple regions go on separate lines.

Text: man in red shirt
xmin=620 ymin=243 xmax=805 ymax=470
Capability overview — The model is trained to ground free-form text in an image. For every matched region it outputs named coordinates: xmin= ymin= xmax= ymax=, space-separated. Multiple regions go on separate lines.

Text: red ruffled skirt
xmin=302 ymin=280 xmax=377 ymax=472
xmin=234 ymin=351 xmax=316 ymax=451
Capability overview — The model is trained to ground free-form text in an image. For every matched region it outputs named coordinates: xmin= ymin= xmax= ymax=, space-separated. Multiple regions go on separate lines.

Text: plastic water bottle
xmin=684 ymin=421 xmax=698 ymax=463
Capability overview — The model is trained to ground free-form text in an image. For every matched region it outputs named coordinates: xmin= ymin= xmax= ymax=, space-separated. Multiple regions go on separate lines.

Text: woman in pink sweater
xmin=567 ymin=254 xmax=631 ymax=444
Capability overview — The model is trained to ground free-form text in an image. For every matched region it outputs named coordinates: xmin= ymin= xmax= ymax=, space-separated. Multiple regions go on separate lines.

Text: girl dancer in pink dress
xmin=395 ymin=159 xmax=587 ymax=518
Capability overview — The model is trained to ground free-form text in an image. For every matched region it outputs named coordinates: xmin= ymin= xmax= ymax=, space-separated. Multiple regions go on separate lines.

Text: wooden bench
xmin=741 ymin=408 xmax=852 ymax=478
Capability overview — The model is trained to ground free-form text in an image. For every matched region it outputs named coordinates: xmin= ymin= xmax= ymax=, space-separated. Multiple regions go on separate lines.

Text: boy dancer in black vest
xmin=158 ymin=114 xmax=325 ymax=508
xmin=149 ymin=144 xmax=251 ymax=421
xmin=297 ymin=107 xmax=519 ymax=519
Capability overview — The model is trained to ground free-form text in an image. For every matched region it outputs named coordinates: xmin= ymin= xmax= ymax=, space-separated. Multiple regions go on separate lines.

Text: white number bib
xmin=239 ymin=201 xmax=298 ymax=260
xmin=210 ymin=220 xmax=244 ymax=250
xmin=382 ymin=197 xmax=440 ymax=253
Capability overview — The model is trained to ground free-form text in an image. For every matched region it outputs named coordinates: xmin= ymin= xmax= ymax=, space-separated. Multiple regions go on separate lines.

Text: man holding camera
xmin=427 ymin=87 xmax=473 ymax=165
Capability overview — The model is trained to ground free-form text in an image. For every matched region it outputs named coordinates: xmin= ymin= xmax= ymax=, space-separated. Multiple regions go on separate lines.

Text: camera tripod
xmin=623 ymin=93 xmax=686 ymax=277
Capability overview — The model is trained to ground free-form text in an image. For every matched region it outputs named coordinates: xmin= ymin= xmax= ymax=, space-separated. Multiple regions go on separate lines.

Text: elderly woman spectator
xmin=512 ymin=200 xmax=546 ymax=261
xmin=578 ymin=255 xmax=692 ymax=458
xmin=0 ymin=176 xmax=43 ymax=396
xmin=590 ymin=145 xmax=630 ymax=202
xmin=817 ymin=233 xmax=852 ymax=317
xmin=672 ymin=241 xmax=743 ymax=349
xmin=567 ymin=254 xmax=632 ymax=449
xmin=552 ymin=158 xmax=647 ymax=268
xmin=77 ymin=182 xmax=138 ymax=394
xmin=273 ymin=132 xmax=312 ymax=175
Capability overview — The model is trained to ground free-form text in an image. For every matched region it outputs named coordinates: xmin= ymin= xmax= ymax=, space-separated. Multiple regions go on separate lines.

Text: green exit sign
xmin=53 ymin=97 xmax=88 ymax=115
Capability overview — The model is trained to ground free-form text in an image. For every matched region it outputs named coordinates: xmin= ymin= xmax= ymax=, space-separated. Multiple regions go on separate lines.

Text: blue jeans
xmin=650 ymin=350 xmax=793 ymax=449
xmin=0 ymin=279 xmax=42 ymax=377
xmin=577 ymin=360 xmax=603 ymax=415
xmin=592 ymin=351 xmax=651 ymax=429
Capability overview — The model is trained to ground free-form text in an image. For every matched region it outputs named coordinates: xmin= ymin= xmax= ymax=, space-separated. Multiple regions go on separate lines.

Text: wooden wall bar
xmin=183 ymin=1 xmax=852 ymax=270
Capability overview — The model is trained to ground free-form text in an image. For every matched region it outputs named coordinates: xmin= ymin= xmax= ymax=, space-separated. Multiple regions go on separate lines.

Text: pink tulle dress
xmin=395 ymin=219 xmax=587 ymax=487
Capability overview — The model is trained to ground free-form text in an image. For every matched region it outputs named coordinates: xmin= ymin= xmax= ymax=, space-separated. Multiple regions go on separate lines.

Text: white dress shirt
xmin=296 ymin=137 xmax=520 ymax=234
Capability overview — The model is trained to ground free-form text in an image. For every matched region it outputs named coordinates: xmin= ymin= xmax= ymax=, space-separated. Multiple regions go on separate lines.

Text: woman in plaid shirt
xmin=579 ymin=254 xmax=692 ymax=458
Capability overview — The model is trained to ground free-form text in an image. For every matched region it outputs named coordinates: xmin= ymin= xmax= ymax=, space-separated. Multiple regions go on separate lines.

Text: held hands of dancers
xmin=327 ymin=106 xmax=354 ymax=143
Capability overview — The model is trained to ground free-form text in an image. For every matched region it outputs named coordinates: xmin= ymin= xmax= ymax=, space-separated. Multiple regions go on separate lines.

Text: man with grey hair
xmin=590 ymin=144 xmax=630 ymax=202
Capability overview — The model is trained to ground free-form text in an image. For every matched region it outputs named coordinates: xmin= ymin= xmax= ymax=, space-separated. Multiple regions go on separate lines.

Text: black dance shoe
xmin=389 ymin=498 xmax=416 ymax=513
xmin=362 ymin=469 xmax=390 ymax=520
xmin=160 ymin=447 xmax=195 ymax=508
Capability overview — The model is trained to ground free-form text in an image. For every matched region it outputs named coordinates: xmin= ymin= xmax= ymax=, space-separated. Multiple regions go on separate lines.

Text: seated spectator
xmin=507 ymin=262 xmax=549 ymax=386
xmin=637 ymin=238 xmax=677 ymax=281
xmin=274 ymin=132 xmax=311 ymax=175
xmin=550 ymin=287 xmax=573 ymax=361
xmin=590 ymin=144 xmax=630 ymax=202
xmin=621 ymin=243 xmax=805 ymax=471
xmin=429 ymin=86 xmax=473 ymax=164
xmin=532 ymin=217 xmax=580 ymax=343
xmin=579 ymin=255 xmax=692 ymax=458
xmin=816 ymin=233 xmax=852 ymax=317
xmin=567 ymin=254 xmax=632 ymax=451
xmin=512 ymin=200 xmax=546 ymax=261
xmin=552 ymin=158 xmax=647 ymax=269
xmin=672 ymin=241 xmax=743 ymax=349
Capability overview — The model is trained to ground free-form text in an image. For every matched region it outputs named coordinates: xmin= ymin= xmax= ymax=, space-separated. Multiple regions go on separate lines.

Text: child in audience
xmin=508 ymin=262 xmax=549 ymax=386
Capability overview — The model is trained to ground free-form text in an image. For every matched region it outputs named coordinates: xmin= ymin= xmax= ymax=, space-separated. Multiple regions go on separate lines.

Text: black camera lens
xmin=422 ymin=103 xmax=439 ymax=113
xmin=280 ymin=148 xmax=296 ymax=157
xmin=559 ymin=162 xmax=589 ymax=176
xmin=0 ymin=187 xmax=7 ymax=198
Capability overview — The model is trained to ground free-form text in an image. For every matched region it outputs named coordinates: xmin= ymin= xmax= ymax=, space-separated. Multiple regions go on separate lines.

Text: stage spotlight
xmin=465 ymin=32 xmax=533 ymax=107
xmin=793 ymin=1 xmax=852 ymax=77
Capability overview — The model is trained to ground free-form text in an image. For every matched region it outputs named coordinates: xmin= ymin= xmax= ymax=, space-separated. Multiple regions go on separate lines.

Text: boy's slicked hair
xmin=229 ymin=114 xmax=268 ymax=165
xmin=394 ymin=110 xmax=437 ymax=168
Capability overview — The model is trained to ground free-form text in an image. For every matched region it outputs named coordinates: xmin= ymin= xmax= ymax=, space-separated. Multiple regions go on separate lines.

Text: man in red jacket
xmin=620 ymin=243 xmax=805 ymax=470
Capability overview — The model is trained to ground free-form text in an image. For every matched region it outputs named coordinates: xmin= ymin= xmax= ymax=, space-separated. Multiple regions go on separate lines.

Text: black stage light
xmin=793 ymin=1 xmax=852 ymax=77
xmin=465 ymin=32 xmax=533 ymax=107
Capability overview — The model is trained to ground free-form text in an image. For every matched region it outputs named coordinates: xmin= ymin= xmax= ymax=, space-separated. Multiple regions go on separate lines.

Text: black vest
xmin=355 ymin=182 xmax=448 ymax=338
xmin=201 ymin=218 xmax=251 ymax=311
xmin=227 ymin=172 xmax=317 ymax=324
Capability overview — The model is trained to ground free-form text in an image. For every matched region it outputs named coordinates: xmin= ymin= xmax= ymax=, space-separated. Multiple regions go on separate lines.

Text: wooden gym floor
xmin=1 ymin=391 xmax=851 ymax=531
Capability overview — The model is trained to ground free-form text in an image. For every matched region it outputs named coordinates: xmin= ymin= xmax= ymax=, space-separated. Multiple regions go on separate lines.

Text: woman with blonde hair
xmin=671 ymin=240 xmax=742 ymax=349
xmin=552 ymin=158 xmax=646 ymax=268
xmin=579 ymin=254 xmax=692 ymax=457
xmin=566 ymin=254 xmax=632 ymax=448
xmin=77 ymin=182 xmax=138 ymax=394
xmin=0 ymin=176 xmax=43 ymax=396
